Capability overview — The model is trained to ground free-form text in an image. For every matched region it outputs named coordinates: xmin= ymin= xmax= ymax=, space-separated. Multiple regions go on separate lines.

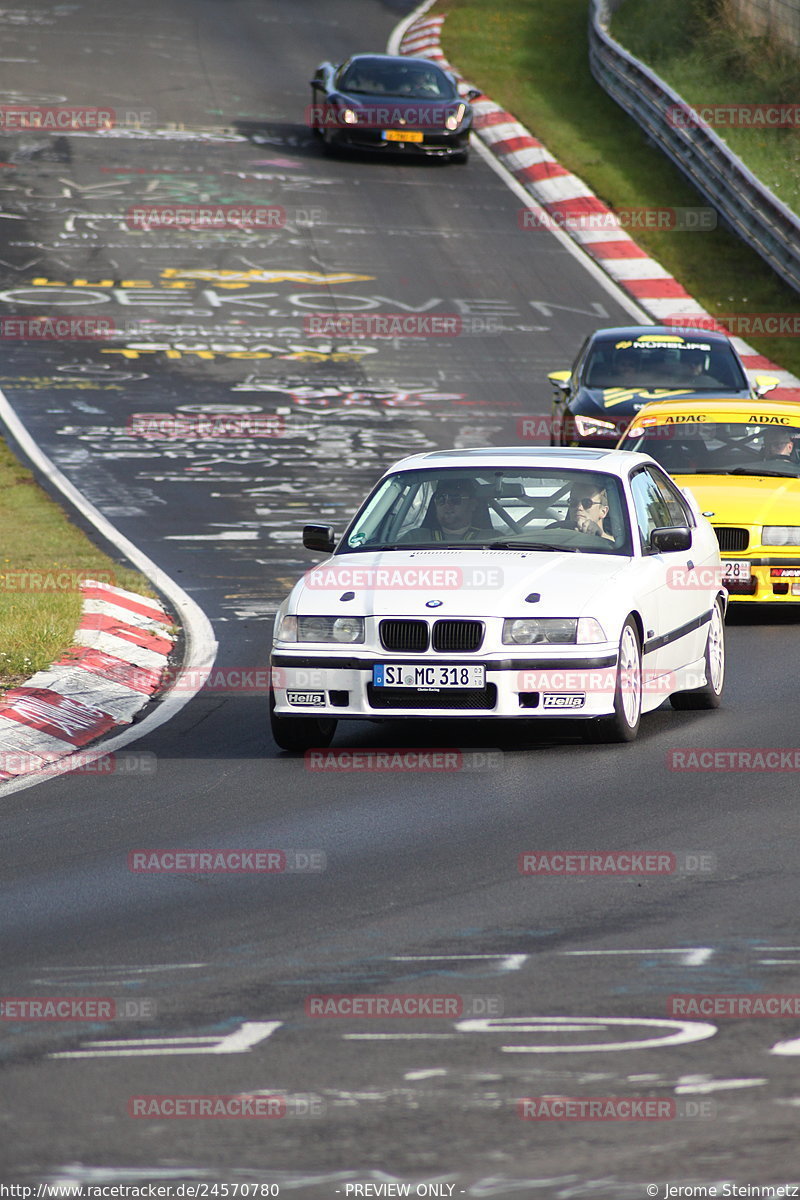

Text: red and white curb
xmin=0 ymin=580 xmax=174 ymax=780
xmin=399 ymin=9 xmax=800 ymax=395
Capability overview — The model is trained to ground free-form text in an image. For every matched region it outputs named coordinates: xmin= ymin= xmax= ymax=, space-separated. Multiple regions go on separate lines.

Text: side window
xmin=652 ymin=469 xmax=694 ymax=527
xmin=630 ymin=469 xmax=674 ymax=553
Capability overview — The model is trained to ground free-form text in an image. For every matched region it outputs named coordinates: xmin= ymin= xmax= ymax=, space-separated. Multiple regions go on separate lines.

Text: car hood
xmin=338 ymin=91 xmax=461 ymax=111
xmin=679 ymin=474 xmax=800 ymax=526
xmin=579 ymin=386 xmax=749 ymax=416
xmin=292 ymin=549 xmax=630 ymax=618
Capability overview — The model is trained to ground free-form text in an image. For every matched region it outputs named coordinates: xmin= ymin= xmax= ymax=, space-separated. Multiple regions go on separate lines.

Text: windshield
xmin=625 ymin=420 xmax=800 ymax=476
xmin=583 ymin=335 xmax=748 ymax=392
xmin=338 ymin=468 xmax=633 ymax=555
xmin=338 ymin=58 xmax=456 ymax=100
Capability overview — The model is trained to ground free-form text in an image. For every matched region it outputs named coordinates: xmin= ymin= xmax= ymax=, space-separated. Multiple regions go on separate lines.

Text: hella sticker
xmin=287 ymin=691 xmax=325 ymax=706
xmin=542 ymin=693 xmax=586 ymax=709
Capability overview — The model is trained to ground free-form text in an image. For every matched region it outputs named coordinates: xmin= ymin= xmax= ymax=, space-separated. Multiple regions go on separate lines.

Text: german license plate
xmin=374 ymin=663 xmax=485 ymax=689
xmin=383 ymin=130 xmax=424 ymax=143
xmin=722 ymin=559 xmax=752 ymax=581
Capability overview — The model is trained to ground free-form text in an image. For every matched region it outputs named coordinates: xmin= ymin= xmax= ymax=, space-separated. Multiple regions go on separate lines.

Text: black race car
xmin=308 ymin=54 xmax=477 ymax=161
xmin=547 ymin=325 xmax=780 ymax=448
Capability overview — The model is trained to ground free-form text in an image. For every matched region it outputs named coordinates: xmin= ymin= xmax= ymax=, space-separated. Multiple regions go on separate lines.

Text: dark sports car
xmin=308 ymin=54 xmax=477 ymax=161
xmin=547 ymin=325 xmax=780 ymax=448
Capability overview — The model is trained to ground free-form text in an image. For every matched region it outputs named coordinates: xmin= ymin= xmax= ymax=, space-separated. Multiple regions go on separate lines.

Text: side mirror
xmin=754 ymin=374 xmax=780 ymax=397
xmin=303 ymin=524 xmax=336 ymax=553
xmin=464 ymin=87 xmax=482 ymax=102
xmin=547 ymin=370 xmax=572 ymax=400
xmin=651 ymin=525 xmax=692 ymax=553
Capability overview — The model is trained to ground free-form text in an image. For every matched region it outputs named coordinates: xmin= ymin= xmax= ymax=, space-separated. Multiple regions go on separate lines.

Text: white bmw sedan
xmin=270 ymin=448 xmax=726 ymax=749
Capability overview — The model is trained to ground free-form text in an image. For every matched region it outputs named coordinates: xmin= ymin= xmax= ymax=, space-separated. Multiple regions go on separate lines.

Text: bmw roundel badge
xmin=425 ymin=599 xmax=443 ymax=608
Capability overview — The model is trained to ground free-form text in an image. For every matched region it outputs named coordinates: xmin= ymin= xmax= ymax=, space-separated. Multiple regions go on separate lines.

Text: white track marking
xmin=564 ymin=948 xmax=715 ymax=967
xmin=50 ymin=1021 xmax=281 ymax=1058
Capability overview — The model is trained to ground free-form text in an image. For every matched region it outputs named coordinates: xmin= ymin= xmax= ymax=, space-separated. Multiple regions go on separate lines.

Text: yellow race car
xmin=618 ymin=397 xmax=800 ymax=602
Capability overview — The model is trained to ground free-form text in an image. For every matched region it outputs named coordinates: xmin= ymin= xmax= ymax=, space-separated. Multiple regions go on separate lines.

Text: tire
xmin=270 ymin=691 xmax=337 ymax=752
xmin=588 ymin=618 xmax=642 ymax=743
xmin=670 ymin=597 xmax=725 ymax=710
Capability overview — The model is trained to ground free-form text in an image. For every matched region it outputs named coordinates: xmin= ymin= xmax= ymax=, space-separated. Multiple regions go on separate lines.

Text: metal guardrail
xmin=588 ymin=0 xmax=800 ymax=295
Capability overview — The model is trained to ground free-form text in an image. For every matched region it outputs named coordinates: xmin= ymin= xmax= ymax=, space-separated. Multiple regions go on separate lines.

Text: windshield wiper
xmin=486 ymin=540 xmax=577 ymax=551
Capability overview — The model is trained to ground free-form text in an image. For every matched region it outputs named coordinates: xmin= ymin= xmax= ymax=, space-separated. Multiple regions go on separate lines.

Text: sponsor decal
xmin=541 ymin=693 xmax=586 ymax=709
xmin=287 ymin=691 xmax=325 ymax=706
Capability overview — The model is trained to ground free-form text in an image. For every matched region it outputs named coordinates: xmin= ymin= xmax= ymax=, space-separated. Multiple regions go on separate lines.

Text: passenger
xmin=761 ymin=427 xmax=796 ymax=460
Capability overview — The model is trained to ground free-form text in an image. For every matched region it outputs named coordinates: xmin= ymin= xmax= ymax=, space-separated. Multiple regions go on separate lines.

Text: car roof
xmin=343 ymin=54 xmax=444 ymax=69
xmin=588 ymin=325 xmax=734 ymax=346
xmin=628 ymin=397 xmax=800 ymax=424
xmin=381 ymin=446 xmax=654 ymax=476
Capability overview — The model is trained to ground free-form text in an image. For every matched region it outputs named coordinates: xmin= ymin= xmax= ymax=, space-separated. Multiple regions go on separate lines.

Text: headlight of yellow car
xmin=762 ymin=527 xmax=800 ymax=546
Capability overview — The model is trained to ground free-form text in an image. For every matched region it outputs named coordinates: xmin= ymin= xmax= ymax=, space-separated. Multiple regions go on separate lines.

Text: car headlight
xmin=575 ymin=415 xmax=619 ymax=438
xmin=298 ymin=616 xmax=365 ymax=643
xmin=762 ymin=526 xmax=800 ymax=546
xmin=341 ymin=108 xmax=358 ymax=125
xmin=503 ymin=618 xmax=577 ymax=645
xmin=445 ymin=103 xmax=466 ymax=131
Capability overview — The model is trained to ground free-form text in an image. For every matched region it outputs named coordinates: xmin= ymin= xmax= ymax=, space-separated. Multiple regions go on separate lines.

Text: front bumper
xmin=722 ymin=558 xmax=800 ymax=602
xmin=271 ymin=650 xmax=622 ymax=720
xmin=327 ymin=128 xmax=470 ymax=156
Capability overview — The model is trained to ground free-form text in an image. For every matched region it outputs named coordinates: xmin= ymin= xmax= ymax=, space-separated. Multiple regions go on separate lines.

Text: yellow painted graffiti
xmin=160 ymin=268 xmax=375 ymax=285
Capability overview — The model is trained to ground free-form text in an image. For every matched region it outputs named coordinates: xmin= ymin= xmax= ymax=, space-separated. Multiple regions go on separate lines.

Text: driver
xmin=401 ymin=479 xmax=492 ymax=542
xmin=549 ymin=483 xmax=615 ymax=541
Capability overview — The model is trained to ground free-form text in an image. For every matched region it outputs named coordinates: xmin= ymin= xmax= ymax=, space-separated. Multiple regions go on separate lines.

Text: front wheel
xmin=670 ymin=597 xmax=725 ymax=710
xmin=270 ymin=692 xmax=337 ymax=752
xmin=588 ymin=618 xmax=642 ymax=743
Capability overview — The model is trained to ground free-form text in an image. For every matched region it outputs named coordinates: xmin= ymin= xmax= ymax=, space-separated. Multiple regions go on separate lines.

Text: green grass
xmin=0 ymin=438 xmax=154 ymax=693
xmin=613 ymin=0 xmax=800 ymax=214
xmin=435 ymin=0 xmax=800 ymax=376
